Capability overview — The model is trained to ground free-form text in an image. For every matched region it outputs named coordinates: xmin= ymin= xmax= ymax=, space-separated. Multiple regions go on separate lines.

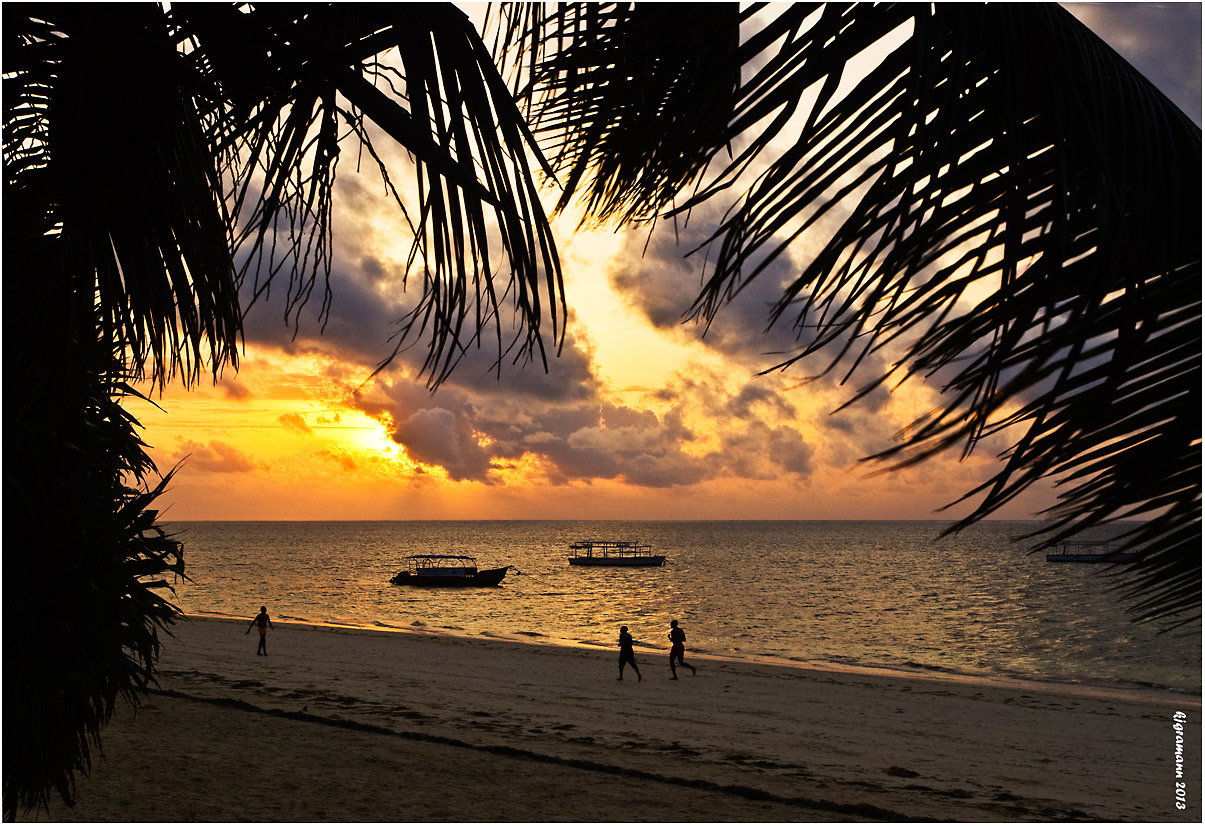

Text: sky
xmin=130 ymin=3 xmax=1202 ymax=522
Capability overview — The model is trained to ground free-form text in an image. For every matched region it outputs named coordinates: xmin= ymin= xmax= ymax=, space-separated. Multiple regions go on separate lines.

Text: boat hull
xmin=391 ymin=566 xmax=509 ymax=586
xmin=568 ymin=556 xmax=666 ymax=567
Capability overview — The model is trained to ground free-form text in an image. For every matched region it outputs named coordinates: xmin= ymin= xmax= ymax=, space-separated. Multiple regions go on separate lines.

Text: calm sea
xmin=162 ymin=520 xmax=1200 ymax=694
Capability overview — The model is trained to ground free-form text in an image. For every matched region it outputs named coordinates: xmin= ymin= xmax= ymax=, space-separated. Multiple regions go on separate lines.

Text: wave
xmin=779 ymin=653 xmax=1202 ymax=698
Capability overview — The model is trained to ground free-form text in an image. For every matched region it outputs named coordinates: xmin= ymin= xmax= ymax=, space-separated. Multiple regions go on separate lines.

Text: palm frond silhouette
xmin=4 ymin=1 xmax=1199 ymax=816
xmin=495 ymin=2 xmax=1200 ymax=623
xmin=4 ymin=3 xmax=558 ymax=815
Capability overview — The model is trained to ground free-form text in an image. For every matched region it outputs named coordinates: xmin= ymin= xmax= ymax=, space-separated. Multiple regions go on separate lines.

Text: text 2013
xmin=1172 ymin=711 xmax=1187 ymax=810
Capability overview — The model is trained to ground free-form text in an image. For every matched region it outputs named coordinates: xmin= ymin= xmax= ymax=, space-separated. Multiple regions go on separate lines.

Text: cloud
xmin=358 ymin=374 xmax=711 ymax=487
xmin=224 ymin=103 xmax=878 ymax=497
xmin=726 ymin=381 xmax=799 ymax=420
xmin=170 ymin=440 xmax=261 ymax=474
xmin=391 ymin=406 xmax=496 ymax=482
xmin=235 ymin=152 xmax=597 ymax=403
xmin=220 ymin=378 xmax=252 ymax=400
xmin=1065 ymin=2 xmax=1201 ymax=124
xmin=711 ymin=421 xmax=815 ymax=480
xmin=348 ymin=355 xmax=824 ymax=489
xmin=317 ymin=448 xmax=357 ymax=472
xmin=610 ymin=199 xmax=899 ymax=397
xmin=609 ymin=200 xmax=808 ymax=362
xmin=235 ymin=201 xmax=607 ymax=434
xmin=225 ymin=98 xmax=989 ymax=500
xmin=278 ymin=412 xmax=312 ymax=435
xmin=540 ymin=403 xmax=708 ymax=487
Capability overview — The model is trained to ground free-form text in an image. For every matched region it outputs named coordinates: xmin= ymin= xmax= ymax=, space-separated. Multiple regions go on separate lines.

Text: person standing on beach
xmin=618 ymin=625 xmax=642 ymax=681
xmin=246 ymin=606 xmax=274 ymax=655
xmin=667 ymin=619 xmax=697 ymax=679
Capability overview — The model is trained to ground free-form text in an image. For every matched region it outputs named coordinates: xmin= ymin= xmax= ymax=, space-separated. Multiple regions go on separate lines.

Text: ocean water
xmin=162 ymin=520 xmax=1200 ymax=694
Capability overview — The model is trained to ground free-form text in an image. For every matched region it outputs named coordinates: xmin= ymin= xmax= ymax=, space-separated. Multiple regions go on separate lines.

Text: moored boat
xmin=1045 ymin=541 xmax=1139 ymax=563
xmin=568 ymin=541 xmax=666 ymax=567
xmin=390 ymin=555 xmax=509 ymax=586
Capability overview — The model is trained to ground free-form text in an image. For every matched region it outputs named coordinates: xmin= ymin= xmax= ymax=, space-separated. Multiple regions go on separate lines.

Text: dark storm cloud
xmin=1066 ymin=2 xmax=1202 ymax=124
xmin=237 ymin=247 xmax=401 ymax=369
xmin=432 ymin=322 xmax=602 ymax=405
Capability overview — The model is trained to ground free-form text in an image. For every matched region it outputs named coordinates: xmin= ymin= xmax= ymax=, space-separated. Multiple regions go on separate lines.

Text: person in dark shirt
xmin=667 ymin=619 xmax=697 ymax=679
xmin=618 ymin=625 xmax=642 ymax=681
xmin=246 ymin=606 xmax=274 ymax=655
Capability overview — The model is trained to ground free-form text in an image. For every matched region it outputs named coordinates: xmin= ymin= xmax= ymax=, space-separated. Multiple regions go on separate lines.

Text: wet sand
xmin=19 ymin=616 xmax=1200 ymax=822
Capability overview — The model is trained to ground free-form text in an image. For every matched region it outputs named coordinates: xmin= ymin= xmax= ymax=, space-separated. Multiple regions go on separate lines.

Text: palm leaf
xmin=508 ymin=2 xmax=1201 ymax=623
xmin=171 ymin=3 xmax=564 ymax=386
xmin=5 ymin=3 xmax=565 ymax=814
xmin=6 ymin=3 xmax=241 ymax=391
xmin=3 ymin=323 xmax=185 ymax=817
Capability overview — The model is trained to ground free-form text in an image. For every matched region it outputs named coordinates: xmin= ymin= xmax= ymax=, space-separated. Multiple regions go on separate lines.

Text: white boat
xmin=1045 ymin=540 xmax=1139 ymax=563
xmin=568 ymin=541 xmax=666 ymax=567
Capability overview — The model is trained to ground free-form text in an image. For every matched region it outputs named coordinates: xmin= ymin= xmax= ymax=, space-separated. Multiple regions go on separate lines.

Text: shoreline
xmin=194 ymin=609 xmax=1201 ymax=704
xmin=21 ymin=614 xmax=1200 ymax=822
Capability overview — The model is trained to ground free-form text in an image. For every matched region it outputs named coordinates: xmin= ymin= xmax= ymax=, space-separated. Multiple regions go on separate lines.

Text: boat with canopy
xmin=390 ymin=555 xmax=510 ymax=586
xmin=568 ymin=541 xmax=666 ymax=567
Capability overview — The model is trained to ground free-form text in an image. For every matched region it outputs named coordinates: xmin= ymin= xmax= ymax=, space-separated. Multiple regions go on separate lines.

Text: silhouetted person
xmin=246 ymin=606 xmax=274 ymax=655
xmin=667 ymin=619 xmax=696 ymax=679
xmin=618 ymin=625 xmax=642 ymax=681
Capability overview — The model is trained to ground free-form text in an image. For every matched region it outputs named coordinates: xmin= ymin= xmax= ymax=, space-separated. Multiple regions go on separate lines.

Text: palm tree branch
xmin=512 ymin=1 xmax=1201 ymax=622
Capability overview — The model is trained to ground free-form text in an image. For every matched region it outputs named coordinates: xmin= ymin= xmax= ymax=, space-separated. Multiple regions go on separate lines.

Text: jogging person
xmin=667 ymin=619 xmax=697 ymax=679
xmin=618 ymin=625 xmax=642 ymax=681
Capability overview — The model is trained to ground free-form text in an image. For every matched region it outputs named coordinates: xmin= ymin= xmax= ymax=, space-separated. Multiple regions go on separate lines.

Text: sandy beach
xmin=20 ymin=616 xmax=1199 ymax=822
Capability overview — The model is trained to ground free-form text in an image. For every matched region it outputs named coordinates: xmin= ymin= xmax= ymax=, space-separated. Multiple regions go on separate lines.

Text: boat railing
xmin=570 ymin=541 xmax=655 ymax=557
xmin=1053 ymin=540 xmax=1123 ymax=554
xmin=1045 ymin=540 xmax=1140 ymax=562
xmin=408 ymin=555 xmax=478 ymax=575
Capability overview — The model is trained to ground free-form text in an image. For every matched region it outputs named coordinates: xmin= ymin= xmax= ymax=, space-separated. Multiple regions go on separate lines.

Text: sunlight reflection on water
xmin=165 ymin=520 xmax=1199 ymax=693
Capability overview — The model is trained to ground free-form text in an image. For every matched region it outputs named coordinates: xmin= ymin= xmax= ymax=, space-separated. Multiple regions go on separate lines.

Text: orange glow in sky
xmin=130 ymin=205 xmax=1055 ymax=522
xmin=127 ymin=3 xmax=1197 ymax=523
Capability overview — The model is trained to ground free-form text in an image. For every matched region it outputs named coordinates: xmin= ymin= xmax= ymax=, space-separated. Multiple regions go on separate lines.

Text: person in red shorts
xmin=667 ymin=619 xmax=697 ymax=679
